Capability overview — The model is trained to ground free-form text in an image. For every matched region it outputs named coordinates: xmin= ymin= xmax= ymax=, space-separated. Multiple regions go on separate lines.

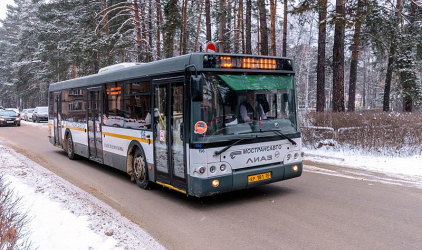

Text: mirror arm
xmin=185 ymin=64 xmax=198 ymax=77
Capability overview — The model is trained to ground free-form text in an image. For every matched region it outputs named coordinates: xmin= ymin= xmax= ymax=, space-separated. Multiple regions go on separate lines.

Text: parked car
xmin=32 ymin=106 xmax=48 ymax=123
xmin=0 ymin=110 xmax=20 ymax=126
xmin=5 ymin=108 xmax=20 ymax=117
xmin=24 ymin=108 xmax=35 ymax=121
xmin=21 ymin=109 xmax=27 ymax=119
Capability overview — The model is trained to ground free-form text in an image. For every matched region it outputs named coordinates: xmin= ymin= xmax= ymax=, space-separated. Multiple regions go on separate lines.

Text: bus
xmin=48 ymin=53 xmax=303 ymax=197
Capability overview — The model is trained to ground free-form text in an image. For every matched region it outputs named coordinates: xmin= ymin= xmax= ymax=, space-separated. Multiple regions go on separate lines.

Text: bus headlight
xmin=301 ymin=152 xmax=305 ymax=158
xmin=294 ymin=153 xmax=298 ymax=159
xmin=210 ymin=166 xmax=216 ymax=173
xmin=199 ymin=166 xmax=206 ymax=174
xmin=220 ymin=164 xmax=226 ymax=171
xmin=286 ymin=154 xmax=291 ymax=161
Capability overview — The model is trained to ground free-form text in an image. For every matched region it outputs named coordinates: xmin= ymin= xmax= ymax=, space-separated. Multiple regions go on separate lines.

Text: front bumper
xmin=188 ymin=162 xmax=302 ymax=197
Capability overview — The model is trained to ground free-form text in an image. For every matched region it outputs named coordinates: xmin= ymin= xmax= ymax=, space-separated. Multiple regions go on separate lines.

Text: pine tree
xmin=332 ymin=0 xmax=346 ymax=112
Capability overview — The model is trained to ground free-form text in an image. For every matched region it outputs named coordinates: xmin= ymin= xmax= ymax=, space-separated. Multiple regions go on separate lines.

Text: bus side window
xmin=124 ymin=81 xmax=151 ymax=129
xmin=105 ymin=82 xmax=124 ymax=127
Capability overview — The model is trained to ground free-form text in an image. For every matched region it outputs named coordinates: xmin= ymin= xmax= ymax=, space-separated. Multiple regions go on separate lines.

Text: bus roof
xmin=49 ymin=53 xmax=295 ymax=92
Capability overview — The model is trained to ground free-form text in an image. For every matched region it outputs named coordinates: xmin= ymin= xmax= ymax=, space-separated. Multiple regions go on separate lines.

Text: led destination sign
xmin=203 ymin=55 xmax=293 ymax=71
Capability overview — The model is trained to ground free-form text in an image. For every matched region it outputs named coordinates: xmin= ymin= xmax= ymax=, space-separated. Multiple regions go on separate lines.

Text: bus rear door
xmin=53 ymin=92 xmax=62 ymax=146
xmin=87 ymin=87 xmax=103 ymax=163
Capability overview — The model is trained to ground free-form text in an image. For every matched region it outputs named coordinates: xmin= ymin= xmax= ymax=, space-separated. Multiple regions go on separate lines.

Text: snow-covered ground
xmin=0 ymin=137 xmax=165 ymax=249
xmin=304 ymin=148 xmax=422 ymax=189
xmin=1 ymin=121 xmax=421 ymax=249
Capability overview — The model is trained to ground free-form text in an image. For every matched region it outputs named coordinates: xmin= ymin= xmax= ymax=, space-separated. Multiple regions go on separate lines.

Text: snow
xmin=0 ymin=142 xmax=165 ymax=250
xmin=304 ymin=148 xmax=422 ymax=189
xmin=1 ymin=121 xmax=421 ymax=249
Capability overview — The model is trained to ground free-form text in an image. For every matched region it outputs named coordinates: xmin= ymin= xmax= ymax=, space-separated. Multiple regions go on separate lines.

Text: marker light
xmin=210 ymin=166 xmax=216 ymax=173
xmin=220 ymin=164 xmax=226 ymax=171
xmin=212 ymin=180 xmax=220 ymax=187
xmin=292 ymin=165 xmax=299 ymax=172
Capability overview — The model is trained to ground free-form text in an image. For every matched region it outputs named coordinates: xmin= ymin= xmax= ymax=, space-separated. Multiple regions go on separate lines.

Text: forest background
xmin=0 ymin=0 xmax=421 ymax=113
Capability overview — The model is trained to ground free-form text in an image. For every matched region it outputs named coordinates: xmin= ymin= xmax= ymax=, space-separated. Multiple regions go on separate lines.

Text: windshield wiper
xmin=213 ymin=137 xmax=250 ymax=156
xmin=273 ymin=130 xmax=297 ymax=145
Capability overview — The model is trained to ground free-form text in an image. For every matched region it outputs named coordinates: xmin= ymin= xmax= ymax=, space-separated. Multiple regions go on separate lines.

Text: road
xmin=1 ymin=122 xmax=421 ymax=250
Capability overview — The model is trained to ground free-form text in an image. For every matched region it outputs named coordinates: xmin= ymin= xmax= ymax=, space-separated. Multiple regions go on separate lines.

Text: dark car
xmin=32 ymin=106 xmax=48 ymax=123
xmin=0 ymin=110 xmax=21 ymax=126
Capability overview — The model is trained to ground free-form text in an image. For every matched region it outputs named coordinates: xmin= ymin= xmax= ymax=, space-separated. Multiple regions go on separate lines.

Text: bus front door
xmin=154 ymin=79 xmax=186 ymax=192
xmin=87 ymin=88 xmax=103 ymax=163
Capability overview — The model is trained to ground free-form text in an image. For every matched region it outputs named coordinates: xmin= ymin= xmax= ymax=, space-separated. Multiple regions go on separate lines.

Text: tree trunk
xmin=332 ymin=0 xmax=345 ymax=112
xmin=218 ymin=0 xmax=226 ymax=53
xmin=383 ymin=0 xmax=402 ymax=112
xmin=156 ymin=0 xmax=163 ymax=59
xmin=402 ymin=1 xmax=416 ymax=112
xmin=182 ymin=0 xmax=188 ymax=55
xmin=282 ymin=0 xmax=288 ymax=57
xmin=258 ymin=0 xmax=268 ymax=55
xmin=102 ymin=0 xmax=109 ymax=36
xmin=234 ymin=1 xmax=239 ymax=54
xmin=194 ymin=0 xmax=204 ymax=52
xmin=133 ymin=0 xmax=142 ymax=62
xmin=347 ymin=0 xmax=363 ymax=112
xmin=316 ymin=0 xmax=327 ymax=112
xmin=239 ymin=0 xmax=245 ymax=53
xmin=270 ymin=0 xmax=276 ymax=56
xmin=245 ymin=0 xmax=252 ymax=54
xmin=205 ymin=0 xmax=212 ymax=43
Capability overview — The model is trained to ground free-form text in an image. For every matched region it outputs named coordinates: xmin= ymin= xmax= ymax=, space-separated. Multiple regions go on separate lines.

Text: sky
xmin=0 ymin=0 xmax=15 ymax=20
xmin=0 ymin=121 xmax=421 ymax=249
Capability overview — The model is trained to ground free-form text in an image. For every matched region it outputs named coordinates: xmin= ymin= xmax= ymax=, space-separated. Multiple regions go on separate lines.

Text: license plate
xmin=7 ymin=121 xmax=14 ymax=123
xmin=248 ymin=172 xmax=271 ymax=183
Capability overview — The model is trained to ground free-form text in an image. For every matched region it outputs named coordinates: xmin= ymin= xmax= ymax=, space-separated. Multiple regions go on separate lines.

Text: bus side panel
xmin=63 ymin=121 xmax=89 ymax=158
xmin=102 ymin=126 xmax=154 ymax=173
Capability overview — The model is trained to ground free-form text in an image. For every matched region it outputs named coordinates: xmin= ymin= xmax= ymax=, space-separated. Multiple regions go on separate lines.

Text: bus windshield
xmin=191 ymin=73 xmax=299 ymax=143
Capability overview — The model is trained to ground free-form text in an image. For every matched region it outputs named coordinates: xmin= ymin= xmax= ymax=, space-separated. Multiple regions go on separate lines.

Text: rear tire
xmin=66 ymin=133 xmax=77 ymax=160
xmin=133 ymin=147 xmax=151 ymax=189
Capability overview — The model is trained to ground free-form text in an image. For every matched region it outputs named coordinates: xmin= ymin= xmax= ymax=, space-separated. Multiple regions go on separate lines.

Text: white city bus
xmin=48 ymin=53 xmax=303 ymax=197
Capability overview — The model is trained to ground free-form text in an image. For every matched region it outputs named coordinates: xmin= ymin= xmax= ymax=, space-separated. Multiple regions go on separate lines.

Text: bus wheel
xmin=133 ymin=147 xmax=151 ymax=189
xmin=66 ymin=133 xmax=77 ymax=160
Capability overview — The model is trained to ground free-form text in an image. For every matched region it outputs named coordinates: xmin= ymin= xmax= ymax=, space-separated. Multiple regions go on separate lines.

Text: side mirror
xmin=191 ymin=75 xmax=203 ymax=102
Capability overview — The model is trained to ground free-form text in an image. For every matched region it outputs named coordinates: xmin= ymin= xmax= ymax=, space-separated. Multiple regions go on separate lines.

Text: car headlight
xmin=0 ymin=118 xmax=5 ymax=121
xmin=15 ymin=117 xmax=20 ymax=121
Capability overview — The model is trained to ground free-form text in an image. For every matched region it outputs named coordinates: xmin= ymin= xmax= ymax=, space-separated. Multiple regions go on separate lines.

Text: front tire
xmin=133 ymin=147 xmax=151 ymax=189
xmin=66 ymin=133 xmax=77 ymax=160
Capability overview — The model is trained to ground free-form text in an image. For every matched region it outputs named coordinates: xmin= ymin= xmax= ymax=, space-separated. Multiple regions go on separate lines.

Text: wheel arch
xmin=126 ymin=140 xmax=146 ymax=181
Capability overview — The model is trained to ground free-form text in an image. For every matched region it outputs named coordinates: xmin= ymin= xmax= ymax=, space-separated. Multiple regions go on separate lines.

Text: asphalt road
xmin=1 ymin=122 xmax=421 ymax=250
